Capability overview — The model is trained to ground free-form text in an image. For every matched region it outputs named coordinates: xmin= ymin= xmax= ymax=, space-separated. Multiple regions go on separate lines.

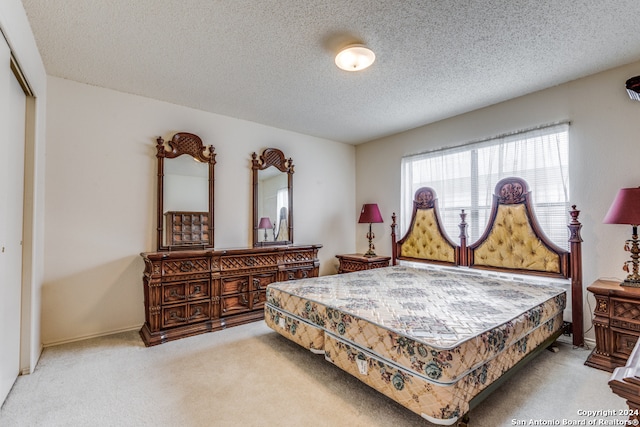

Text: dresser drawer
xmin=220 ymin=254 xmax=277 ymax=271
xmin=251 ymin=290 xmax=267 ymax=310
xmin=612 ymin=328 xmax=640 ymax=359
xmin=283 ymin=267 xmax=314 ymax=281
xmin=162 ymin=257 xmax=210 ymax=277
xmin=252 ymin=272 xmax=277 ymax=291
xmin=611 ymin=297 xmax=640 ymax=331
xmin=162 ymin=301 xmax=211 ymax=328
xmin=221 ymin=276 xmax=251 ymax=295
xmin=220 ymin=293 xmax=250 ymax=316
xmin=284 ymin=249 xmax=314 ymax=262
xmin=162 ymin=279 xmax=209 ymax=304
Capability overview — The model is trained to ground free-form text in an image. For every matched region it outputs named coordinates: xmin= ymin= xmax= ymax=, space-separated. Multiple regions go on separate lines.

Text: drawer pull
xmin=180 ymin=261 xmax=194 ymax=272
xmin=169 ymin=290 xmax=186 ymax=300
xmin=288 ymin=272 xmax=295 ymax=280
xmin=302 ymin=271 xmax=308 ymax=278
xmin=170 ymin=307 xmax=202 ymax=322
xmin=253 ymin=278 xmax=262 ymax=289
xmin=170 ymin=286 xmax=204 ymax=300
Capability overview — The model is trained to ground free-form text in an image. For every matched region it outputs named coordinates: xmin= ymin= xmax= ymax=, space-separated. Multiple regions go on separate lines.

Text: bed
xmin=264 ymin=177 xmax=584 ymax=425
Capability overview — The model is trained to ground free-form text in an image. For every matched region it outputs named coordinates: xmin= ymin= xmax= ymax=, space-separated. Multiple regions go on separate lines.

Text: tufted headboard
xmin=467 ymin=177 xmax=570 ymax=278
xmin=391 ymin=187 xmax=459 ymax=266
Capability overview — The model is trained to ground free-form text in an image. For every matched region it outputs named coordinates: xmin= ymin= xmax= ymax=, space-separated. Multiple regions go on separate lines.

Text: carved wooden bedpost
xmin=156 ymin=137 xmax=166 ymax=252
xmin=458 ymin=209 xmax=468 ymax=267
xmin=391 ymin=213 xmax=397 ymax=265
xmin=568 ymin=205 xmax=584 ymax=347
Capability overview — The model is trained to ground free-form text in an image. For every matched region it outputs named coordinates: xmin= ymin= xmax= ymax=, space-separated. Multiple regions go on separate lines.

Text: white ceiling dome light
xmin=335 ymin=44 xmax=375 ymax=72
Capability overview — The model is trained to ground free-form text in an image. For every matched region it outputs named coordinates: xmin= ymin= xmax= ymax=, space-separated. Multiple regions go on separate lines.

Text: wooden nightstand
xmin=585 ymin=279 xmax=640 ymax=372
xmin=335 ymin=253 xmax=391 ymax=274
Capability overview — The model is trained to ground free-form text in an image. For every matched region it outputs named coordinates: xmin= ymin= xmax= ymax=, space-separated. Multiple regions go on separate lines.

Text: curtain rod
xmin=402 ymin=120 xmax=571 ymax=159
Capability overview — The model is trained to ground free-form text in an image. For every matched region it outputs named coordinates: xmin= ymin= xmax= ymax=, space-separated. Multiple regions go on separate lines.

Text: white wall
xmin=43 ymin=77 xmax=355 ymax=345
xmin=0 ymin=0 xmax=47 ymax=373
xmin=356 ymin=60 xmax=640 ymax=340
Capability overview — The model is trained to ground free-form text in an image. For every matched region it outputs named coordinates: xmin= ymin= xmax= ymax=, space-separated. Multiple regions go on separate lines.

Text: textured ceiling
xmin=20 ymin=0 xmax=640 ymax=144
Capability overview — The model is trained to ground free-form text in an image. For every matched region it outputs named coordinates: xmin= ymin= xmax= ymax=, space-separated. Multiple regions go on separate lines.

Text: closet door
xmin=0 ymin=35 xmax=26 ymax=405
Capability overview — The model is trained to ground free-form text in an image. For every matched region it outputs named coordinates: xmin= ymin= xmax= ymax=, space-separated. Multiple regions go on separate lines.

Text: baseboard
xmin=42 ymin=324 xmax=143 ymax=348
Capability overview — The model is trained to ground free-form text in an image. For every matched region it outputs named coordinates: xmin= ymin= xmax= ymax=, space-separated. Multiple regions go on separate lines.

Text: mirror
xmin=252 ymin=148 xmax=293 ymax=247
xmin=156 ymin=132 xmax=215 ymax=251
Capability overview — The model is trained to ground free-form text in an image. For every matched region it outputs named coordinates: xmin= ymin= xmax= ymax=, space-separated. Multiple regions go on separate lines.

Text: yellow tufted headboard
xmin=468 ymin=177 xmax=569 ymax=277
xmin=393 ymin=187 xmax=458 ymax=265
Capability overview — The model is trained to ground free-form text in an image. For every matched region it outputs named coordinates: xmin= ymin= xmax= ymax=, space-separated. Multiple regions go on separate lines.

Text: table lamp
xmin=258 ymin=217 xmax=273 ymax=242
xmin=358 ymin=203 xmax=383 ymax=257
xmin=604 ymin=187 xmax=640 ymax=286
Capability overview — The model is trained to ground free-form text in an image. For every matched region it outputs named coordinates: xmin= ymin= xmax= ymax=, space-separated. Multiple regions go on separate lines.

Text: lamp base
xmin=621 ymin=227 xmax=640 ymax=287
xmin=621 ymin=278 xmax=640 ymax=287
xmin=363 ymin=223 xmax=377 ymax=257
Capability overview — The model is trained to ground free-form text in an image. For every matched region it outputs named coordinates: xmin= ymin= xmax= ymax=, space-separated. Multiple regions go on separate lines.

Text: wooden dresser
xmin=586 ymin=279 xmax=640 ymax=372
xmin=336 ymin=253 xmax=391 ymax=273
xmin=140 ymin=244 xmax=321 ymax=346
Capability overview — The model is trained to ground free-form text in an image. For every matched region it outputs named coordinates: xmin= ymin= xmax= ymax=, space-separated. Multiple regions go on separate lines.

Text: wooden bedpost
xmin=458 ymin=209 xmax=468 ymax=267
xmin=391 ymin=213 xmax=397 ymax=265
xmin=568 ymin=205 xmax=584 ymax=347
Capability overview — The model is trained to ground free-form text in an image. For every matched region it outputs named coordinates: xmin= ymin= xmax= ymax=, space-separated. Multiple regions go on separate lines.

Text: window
xmin=401 ymin=123 xmax=570 ymax=248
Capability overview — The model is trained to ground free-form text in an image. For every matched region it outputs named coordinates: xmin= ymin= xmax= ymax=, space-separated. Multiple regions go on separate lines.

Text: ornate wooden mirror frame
xmin=156 ymin=132 xmax=216 ymax=251
xmin=251 ymin=148 xmax=294 ymax=247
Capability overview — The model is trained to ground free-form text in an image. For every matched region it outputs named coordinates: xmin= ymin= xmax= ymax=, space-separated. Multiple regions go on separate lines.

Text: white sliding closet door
xmin=0 ymin=34 xmax=26 ymax=405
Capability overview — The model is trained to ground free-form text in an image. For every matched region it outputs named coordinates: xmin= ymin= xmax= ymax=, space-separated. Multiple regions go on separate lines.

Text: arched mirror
xmin=252 ymin=148 xmax=293 ymax=247
xmin=156 ymin=132 xmax=215 ymax=251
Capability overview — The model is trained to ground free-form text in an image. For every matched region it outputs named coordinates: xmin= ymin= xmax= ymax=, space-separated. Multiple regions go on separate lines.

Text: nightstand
xmin=585 ymin=279 xmax=640 ymax=372
xmin=335 ymin=253 xmax=391 ymax=274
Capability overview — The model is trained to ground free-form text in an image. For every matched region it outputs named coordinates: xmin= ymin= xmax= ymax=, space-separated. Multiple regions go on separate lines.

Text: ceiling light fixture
xmin=335 ymin=45 xmax=375 ymax=72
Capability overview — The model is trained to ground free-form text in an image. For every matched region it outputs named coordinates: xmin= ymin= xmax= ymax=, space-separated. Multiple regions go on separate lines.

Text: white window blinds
xmin=400 ymin=123 xmax=570 ymax=248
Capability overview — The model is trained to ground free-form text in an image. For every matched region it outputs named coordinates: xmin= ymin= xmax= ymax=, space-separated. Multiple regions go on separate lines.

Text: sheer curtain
xmin=400 ymin=123 xmax=569 ymax=248
xmin=275 ymin=187 xmax=289 ymax=240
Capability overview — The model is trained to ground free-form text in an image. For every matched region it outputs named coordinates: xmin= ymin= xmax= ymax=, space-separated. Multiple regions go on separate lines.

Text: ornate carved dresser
xmin=140 ymin=245 xmax=321 ymax=346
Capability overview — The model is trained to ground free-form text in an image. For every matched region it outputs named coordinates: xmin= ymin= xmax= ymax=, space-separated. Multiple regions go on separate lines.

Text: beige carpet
xmin=0 ymin=322 xmax=627 ymax=426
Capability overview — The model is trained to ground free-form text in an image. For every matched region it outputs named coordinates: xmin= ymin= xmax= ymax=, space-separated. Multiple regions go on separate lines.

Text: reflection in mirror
xmin=156 ymin=132 xmax=215 ymax=251
xmin=162 ymin=155 xmax=209 ymax=247
xmin=257 ymin=169 xmax=287 ymax=242
xmin=252 ymin=148 xmax=293 ymax=247
xmin=164 ymin=155 xmax=208 ymax=212
xmin=275 ymin=206 xmax=289 ymax=241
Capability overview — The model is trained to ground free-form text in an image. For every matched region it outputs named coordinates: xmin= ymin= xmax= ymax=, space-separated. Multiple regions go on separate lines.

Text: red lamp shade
xmin=258 ymin=217 xmax=273 ymax=229
xmin=358 ymin=204 xmax=383 ymax=224
xmin=603 ymin=188 xmax=640 ymax=225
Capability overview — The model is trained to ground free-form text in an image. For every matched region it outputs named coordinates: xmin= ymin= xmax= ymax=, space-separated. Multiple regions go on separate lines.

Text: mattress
xmin=265 ymin=265 xmax=566 ymax=423
xmin=267 ymin=265 xmax=565 ymax=382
